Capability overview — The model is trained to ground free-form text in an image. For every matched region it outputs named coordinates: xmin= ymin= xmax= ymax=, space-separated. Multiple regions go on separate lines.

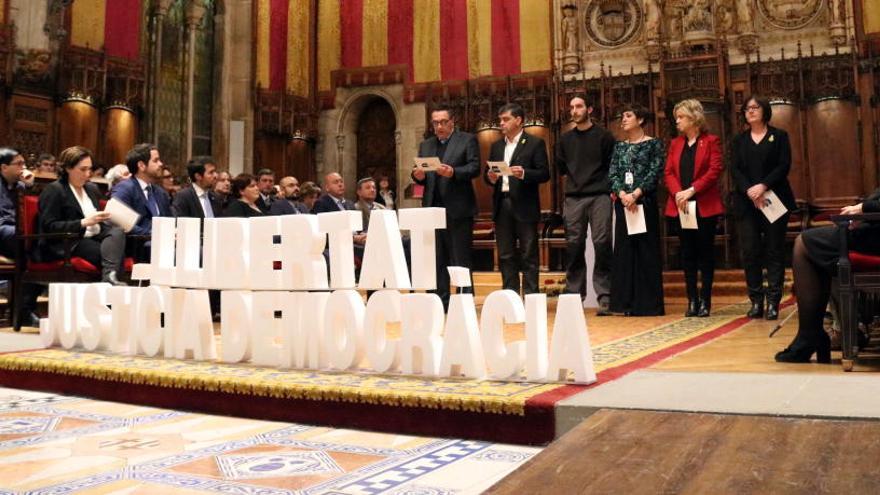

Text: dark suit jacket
xmin=269 ymin=199 xmax=309 ymax=215
xmin=413 ymin=130 xmax=480 ymax=219
xmin=110 ymin=176 xmax=172 ymax=236
xmin=485 ymin=133 xmax=550 ymax=223
xmin=311 ymin=194 xmax=356 ymax=214
xmin=222 ymin=199 xmax=266 ymax=217
xmin=256 ymin=194 xmax=274 ymax=213
xmin=172 ymin=185 xmax=222 ymax=218
xmin=730 ymin=126 xmax=797 ymax=216
xmin=37 ymin=179 xmax=103 ymax=259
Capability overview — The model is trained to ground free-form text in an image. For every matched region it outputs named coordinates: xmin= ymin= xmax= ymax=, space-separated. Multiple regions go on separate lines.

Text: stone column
xmin=148 ymin=0 xmax=174 ymax=143
xmin=183 ymin=0 xmax=207 ymax=161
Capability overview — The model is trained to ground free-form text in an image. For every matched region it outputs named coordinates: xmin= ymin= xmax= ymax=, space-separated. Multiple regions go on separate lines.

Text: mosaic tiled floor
xmin=0 ymin=387 xmax=538 ymax=494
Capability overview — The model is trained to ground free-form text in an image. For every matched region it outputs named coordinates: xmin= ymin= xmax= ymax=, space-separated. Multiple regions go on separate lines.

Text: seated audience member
xmin=0 ymin=148 xmax=41 ymax=326
xmin=92 ymin=165 xmax=106 ymax=179
xmin=38 ymin=146 xmax=126 ymax=286
xmin=111 ymin=143 xmax=172 ymax=244
xmin=105 ymin=164 xmax=131 ymax=186
xmin=775 ymin=190 xmax=880 ymax=363
xmin=375 ymin=174 xmax=396 ymax=210
xmin=312 ymin=172 xmax=355 ymax=213
xmin=269 ymin=176 xmax=308 ymax=215
xmin=300 ymin=182 xmax=321 ymax=212
xmin=255 ymin=168 xmax=276 ymax=213
xmin=222 ymin=173 xmax=265 ymax=217
xmin=160 ymin=167 xmax=180 ymax=198
xmin=355 ymin=177 xmax=385 ymax=232
xmin=213 ymin=170 xmax=231 ymax=211
xmin=36 ymin=153 xmax=57 ymax=175
xmin=172 ymin=156 xmax=220 ymax=219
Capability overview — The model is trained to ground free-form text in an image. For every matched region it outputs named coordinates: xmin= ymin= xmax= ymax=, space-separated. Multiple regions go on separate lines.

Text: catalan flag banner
xmin=865 ymin=1 xmax=880 ymax=36
xmin=70 ymin=0 xmax=142 ymax=60
xmin=255 ymin=0 xmax=312 ymax=96
xmin=318 ymin=0 xmax=551 ymax=91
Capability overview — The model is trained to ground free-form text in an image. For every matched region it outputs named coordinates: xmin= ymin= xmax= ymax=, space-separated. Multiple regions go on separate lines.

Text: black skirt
xmin=610 ymin=193 xmax=665 ymax=316
xmin=802 ymin=223 xmax=880 ymax=273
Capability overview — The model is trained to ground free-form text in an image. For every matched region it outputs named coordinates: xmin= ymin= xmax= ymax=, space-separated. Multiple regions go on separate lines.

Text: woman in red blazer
xmin=664 ymin=99 xmax=724 ymax=317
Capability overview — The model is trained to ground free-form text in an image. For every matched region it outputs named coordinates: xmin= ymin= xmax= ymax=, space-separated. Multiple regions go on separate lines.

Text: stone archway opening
xmin=356 ymin=97 xmax=397 ymax=187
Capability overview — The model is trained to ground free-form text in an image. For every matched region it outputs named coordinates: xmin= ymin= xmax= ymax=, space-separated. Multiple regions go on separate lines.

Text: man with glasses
xmin=412 ymin=104 xmax=480 ymax=308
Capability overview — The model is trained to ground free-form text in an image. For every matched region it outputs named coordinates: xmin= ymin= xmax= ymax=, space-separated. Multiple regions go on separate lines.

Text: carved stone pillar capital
xmin=152 ymin=0 xmax=175 ymax=17
xmin=186 ymin=0 xmax=208 ymax=29
xmin=336 ymin=134 xmax=346 ymax=152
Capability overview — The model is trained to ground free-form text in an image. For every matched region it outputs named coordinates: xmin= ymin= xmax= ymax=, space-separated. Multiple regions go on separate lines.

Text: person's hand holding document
xmin=487 ymin=161 xmax=513 ymax=177
xmin=679 ymin=200 xmax=698 ymax=229
xmin=412 ymin=156 xmax=442 ymax=172
xmin=104 ymin=197 xmax=140 ymax=233
xmin=758 ymin=190 xmax=788 ymax=224
xmin=624 ymin=204 xmax=647 ymax=235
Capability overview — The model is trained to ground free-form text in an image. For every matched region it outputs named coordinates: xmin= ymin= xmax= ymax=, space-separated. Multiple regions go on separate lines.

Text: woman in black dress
xmin=776 ymin=190 xmax=880 ymax=363
xmin=222 ymin=173 xmax=265 ymax=217
xmin=731 ymin=96 xmax=797 ymax=320
xmin=608 ymin=104 xmax=666 ymax=316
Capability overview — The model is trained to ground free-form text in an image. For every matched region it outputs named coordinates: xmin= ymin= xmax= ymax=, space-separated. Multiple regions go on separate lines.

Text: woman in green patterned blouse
xmin=608 ymin=104 xmax=666 ymax=316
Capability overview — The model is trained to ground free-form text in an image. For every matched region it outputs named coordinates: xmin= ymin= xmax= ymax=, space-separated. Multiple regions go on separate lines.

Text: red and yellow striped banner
xmin=255 ymin=0 xmax=312 ymax=96
xmin=318 ymin=0 xmax=551 ymax=90
xmin=866 ymin=1 xmax=880 ymax=35
xmin=70 ymin=0 xmax=141 ymax=60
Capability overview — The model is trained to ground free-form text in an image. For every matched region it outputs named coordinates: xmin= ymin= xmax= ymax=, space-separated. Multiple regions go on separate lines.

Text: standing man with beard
xmin=556 ymin=95 xmax=616 ymax=315
xmin=412 ymin=104 xmax=480 ymax=308
xmin=270 ymin=176 xmax=308 ymax=215
xmin=485 ymin=103 xmax=550 ymax=295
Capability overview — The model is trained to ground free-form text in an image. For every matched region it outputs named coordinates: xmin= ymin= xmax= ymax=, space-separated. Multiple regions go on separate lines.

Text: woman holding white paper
xmin=664 ymin=99 xmax=724 ymax=317
xmin=37 ymin=146 xmax=127 ymax=286
xmin=731 ymin=96 xmax=797 ymax=320
xmin=608 ymin=105 xmax=666 ymax=316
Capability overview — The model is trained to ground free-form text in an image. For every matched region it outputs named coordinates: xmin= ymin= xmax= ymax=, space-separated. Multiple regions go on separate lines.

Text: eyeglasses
xmin=745 ymin=105 xmax=761 ymax=112
xmin=9 ymin=159 xmax=25 ymax=166
xmin=431 ymin=119 xmax=451 ymax=127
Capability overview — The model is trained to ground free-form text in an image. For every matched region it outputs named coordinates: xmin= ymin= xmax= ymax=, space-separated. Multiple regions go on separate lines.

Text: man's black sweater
xmin=556 ymin=124 xmax=616 ymax=197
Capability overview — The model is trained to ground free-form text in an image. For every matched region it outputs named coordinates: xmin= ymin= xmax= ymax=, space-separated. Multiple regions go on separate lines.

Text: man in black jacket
xmin=172 ymin=156 xmax=221 ymax=219
xmin=556 ymin=95 xmax=616 ymax=315
xmin=485 ymin=103 xmax=550 ymax=294
xmin=412 ymin=104 xmax=480 ymax=307
xmin=269 ymin=176 xmax=309 ymax=215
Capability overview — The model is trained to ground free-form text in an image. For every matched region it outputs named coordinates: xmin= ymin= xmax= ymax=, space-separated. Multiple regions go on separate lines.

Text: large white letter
xmin=80 ymin=283 xmax=112 ymax=351
xmin=324 ymin=290 xmax=366 ymax=370
xmin=439 ymin=293 xmax=486 ymax=379
xmin=279 ymin=215 xmax=328 ymax=290
xmin=480 ymin=290 xmax=526 ymax=380
xmin=250 ymin=290 xmax=286 ymax=367
xmin=525 ymin=293 xmax=549 ymax=381
xmin=547 ymin=294 xmax=596 ymax=383
xmin=205 ymin=218 xmax=249 ymax=289
xmin=358 ymin=210 xmax=411 ymax=290
xmin=174 ymin=217 xmax=204 ymax=288
xmin=176 ymin=289 xmax=217 ymax=360
xmin=221 ymin=290 xmax=252 ymax=363
xmin=318 ymin=210 xmax=361 ymax=289
xmin=133 ymin=286 xmax=167 ymax=357
xmin=397 ymin=208 xmax=445 ymax=290
xmin=249 ymin=216 xmax=284 ymax=290
xmin=363 ymin=290 xmax=401 ymax=373
xmin=107 ymin=286 xmax=137 ymax=354
xmin=149 ymin=217 xmax=177 ymax=286
xmin=284 ymin=292 xmax=330 ymax=369
xmin=399 ymin=293 xmax=444 ymax=376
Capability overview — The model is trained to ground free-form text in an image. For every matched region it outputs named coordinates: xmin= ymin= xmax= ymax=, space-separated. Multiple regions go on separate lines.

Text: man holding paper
xmin=412 ymin=104 xmax=480 ymax=307
xmin=37 ymin=146 xmax=127 ymax=286
xmin=664 ymin=99 xmax=724 ymax=317
xmin=485 ymin=103 xmax=550 ymax=295
xmin=731 ymin=96 xmax=796 ymax=320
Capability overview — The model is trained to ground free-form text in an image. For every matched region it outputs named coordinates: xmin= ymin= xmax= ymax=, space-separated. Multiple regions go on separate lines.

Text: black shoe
xmin=775 ymin=339 xmax=831 ymax=364
xmin=596 ymin=299 xmax=611 ymax=317
xmin=685 ymin=300 xmax=699 ymax=317
xmin=747 ymin=301 xmax=764 ymax=318
xmin=766 ymin=303 xmax=779 ymax=321
xmin=102 ymin=271 xmax=127 ymax=287
xmin=18 ymin=312 xmax=40 ymax=328
xmin=697 ymin=300 xmax=711 ymax=317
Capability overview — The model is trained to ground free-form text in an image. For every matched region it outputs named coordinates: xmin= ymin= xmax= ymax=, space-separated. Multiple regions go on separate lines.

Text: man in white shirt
xmin=172 ymin=156 xmax=220 ymax=219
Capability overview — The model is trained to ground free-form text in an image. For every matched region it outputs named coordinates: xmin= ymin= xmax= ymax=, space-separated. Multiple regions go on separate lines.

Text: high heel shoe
xmin=685 ymin=299 xmax=699 ymax=317
xmin=697 ymin=299 xmax=710 ymax=317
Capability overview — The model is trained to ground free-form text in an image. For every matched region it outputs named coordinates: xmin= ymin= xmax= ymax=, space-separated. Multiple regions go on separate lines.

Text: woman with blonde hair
xmin=664 ymin=99 xmax=724 ymax=317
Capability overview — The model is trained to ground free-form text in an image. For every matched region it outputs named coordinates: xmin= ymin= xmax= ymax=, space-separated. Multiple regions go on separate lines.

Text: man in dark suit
xmin=172 ymin=156 xmax=221 ymax=219
xmin=485 ymin=103 xmax=550 ymax=295
xmin=255 ymin=168 xmax=276 ymax=213
xmin=412 ymin=104 xmax=480 ymax=307
xmin=312 ymin=172 xmax=365 ymax=265
xmin=269 ymin=176 xmax=309 ymax=215
xmin=111 ymin=143 xmax=172 ymax=260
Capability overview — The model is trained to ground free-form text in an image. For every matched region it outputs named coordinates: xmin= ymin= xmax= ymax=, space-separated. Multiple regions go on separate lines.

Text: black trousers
xmin=610 ymin=194 xmax=665 ymax=316
xmin=434 ymin=215 xmax=474 ymax=307
xmin=672 ymin=214 xmax=719 ymax=302
xmin=495 ymin=197 xmax=539 ymax=295
xmin=737 ymin=208 xmax=790 ymax=304
xmin=0 ymin=237 xmax=40 ymax=317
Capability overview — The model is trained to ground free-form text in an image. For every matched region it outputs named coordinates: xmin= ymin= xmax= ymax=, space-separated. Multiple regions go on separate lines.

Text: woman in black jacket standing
xmin=731 ymin=96 xmax=797 ymax=320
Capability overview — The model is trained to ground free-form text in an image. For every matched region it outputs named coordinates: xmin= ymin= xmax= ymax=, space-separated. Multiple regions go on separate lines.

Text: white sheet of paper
xmin=624 ymin=204 xmax=647 ymax=235
xmin=104 ymin=197 xmax=140 ymax=233
xmin=487 ymin=161 xmax=513 ymax=176
xmin=760 ymin=190 xmax=788 ymax=224
xmin=679 ymin=200 xmax=698 ymax=229
xmin=413 ymin=156 xmax=442 ymax=172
